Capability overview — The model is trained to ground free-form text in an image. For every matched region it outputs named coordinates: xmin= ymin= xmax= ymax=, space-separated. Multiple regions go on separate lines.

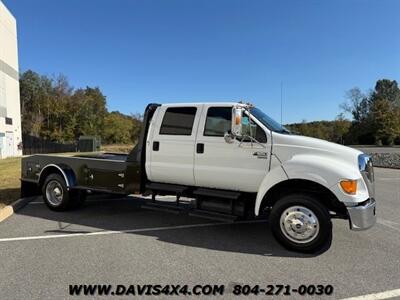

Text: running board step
xmin=193 ymin=188 xmax=241 ymax=200
xmin=141 ymin=203 xmax=182 ymax=214
xmin=146 ymin=183 xmax=188 ymax=194
xmin=189 ymin=209 xmax=240 ymax=222
xmin=141 ymin=196 xmax=192 ymax=214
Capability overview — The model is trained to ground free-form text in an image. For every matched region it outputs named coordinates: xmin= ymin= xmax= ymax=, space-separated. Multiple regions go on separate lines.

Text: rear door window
xmin=159 ymin=107 xmax=197 ymax=135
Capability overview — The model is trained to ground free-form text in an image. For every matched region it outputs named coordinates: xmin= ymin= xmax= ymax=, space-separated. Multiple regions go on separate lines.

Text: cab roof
xmin=161 ymin=102 xmax=251 ymax=107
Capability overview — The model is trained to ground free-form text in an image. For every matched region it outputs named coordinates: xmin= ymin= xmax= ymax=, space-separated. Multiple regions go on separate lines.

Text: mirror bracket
xmin=224 ymin=132 xmax=235 ymax=144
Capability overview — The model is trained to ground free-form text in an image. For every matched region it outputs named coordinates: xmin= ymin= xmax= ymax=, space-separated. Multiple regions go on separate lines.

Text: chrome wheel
xmin=280 ymin=206 xmax=320 ymax=244
xmin=45 ymin=180 xmax=64 ymax=206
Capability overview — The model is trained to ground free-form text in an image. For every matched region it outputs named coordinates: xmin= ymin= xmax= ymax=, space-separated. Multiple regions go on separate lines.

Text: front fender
xmin=255 ymin=165 xmax=288 ymax=216
xmin=255 ymin=154 xmax=369 ymax=215
xmin=283 ymin=155 xmax=368 ymax=204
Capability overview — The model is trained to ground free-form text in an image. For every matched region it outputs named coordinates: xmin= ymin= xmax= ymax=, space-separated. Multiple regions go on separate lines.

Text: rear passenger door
xmin=148 ymin=105 xmax=201 ymax=186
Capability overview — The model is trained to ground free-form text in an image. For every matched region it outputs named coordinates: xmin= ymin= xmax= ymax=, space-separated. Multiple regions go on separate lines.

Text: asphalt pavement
xmin=0 ymin=168 xmax=399 ymax=299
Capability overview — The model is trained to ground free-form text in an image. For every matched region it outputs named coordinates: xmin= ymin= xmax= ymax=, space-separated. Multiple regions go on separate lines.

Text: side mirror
xmin=231 ymin=107 xmax=243 ymax=137
xmin=224 ymin=132 xmax=235 ymax=144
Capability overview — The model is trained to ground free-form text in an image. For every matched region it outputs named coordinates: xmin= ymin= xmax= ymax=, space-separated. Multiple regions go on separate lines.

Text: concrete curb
xmin=0 ymin=196 xmax=36 ymax=223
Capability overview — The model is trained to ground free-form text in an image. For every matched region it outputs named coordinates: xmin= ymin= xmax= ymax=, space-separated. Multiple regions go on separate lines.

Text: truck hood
xmin=272 ymin=132 xmax=362 ymax=167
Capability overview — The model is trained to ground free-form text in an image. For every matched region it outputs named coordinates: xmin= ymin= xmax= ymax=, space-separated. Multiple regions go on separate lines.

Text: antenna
xmin=280 ymin=81 xmax=283 ymax=126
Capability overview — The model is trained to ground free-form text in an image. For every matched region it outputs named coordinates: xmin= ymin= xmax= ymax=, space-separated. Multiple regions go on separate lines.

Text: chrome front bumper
xmin=347 ymin=198 xmax=376 ymax=231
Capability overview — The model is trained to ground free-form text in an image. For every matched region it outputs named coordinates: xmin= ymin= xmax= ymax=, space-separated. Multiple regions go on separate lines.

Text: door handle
xmin=153 ymin=141 xmax=160 ymax=151
xmin=253 ymin=151 xmax=268 ymax=158
xmin=197 ymin=143 xmax=205 ymax=154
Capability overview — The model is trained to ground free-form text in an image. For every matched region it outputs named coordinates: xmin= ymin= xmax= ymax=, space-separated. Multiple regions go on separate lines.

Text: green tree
xmin=19 ymin=70 xmax=52 ymax=137
xmin=370 ymin=98 xmax=399 ymax=145
xmin=340 ymin=79 xmax=400 ymax=145
xmin=373 ymin=79 xmax=400 ymax=106
xmin=103 ymin=112 xmax=134 ymax=144
xmin=45 ymin=75 xmax=74 ymax=142
xmin=340 ymin=88 xmax=371 ymax=123
xmin=369 ymin=79 xmax=400 ymax=145
xmin=74 ymin=87 xmax=107 ymax=138
xmin=130 ymin=113 xmax=143 ymax=143
xmin=102 ymin=112 xmax=143 ymax=144
xmin=332 ymin=113 xmax=351 ymax=144
xmin=20 ymin=70 xmax=144 ymax=146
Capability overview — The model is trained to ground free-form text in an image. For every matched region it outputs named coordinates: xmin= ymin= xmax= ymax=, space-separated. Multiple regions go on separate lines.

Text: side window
xmin=204 ymin=107 xmax=232 ymax=137
xmin=159 ymin=107 xmax=197 ymax=135
xmin=242 ymin=114 xmax=267 ymax=143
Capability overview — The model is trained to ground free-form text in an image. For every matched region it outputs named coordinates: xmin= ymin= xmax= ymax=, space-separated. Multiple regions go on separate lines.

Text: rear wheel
xmin=269 ymin=193 xmax=332 ymax=253
xmin=42 ymin=174 xmax=85 ymax=211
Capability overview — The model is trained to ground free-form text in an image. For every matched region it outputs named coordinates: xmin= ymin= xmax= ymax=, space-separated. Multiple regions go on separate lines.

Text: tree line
xmin=20 ymin=70 xmax=142 ymax=145
xmin=286 ymin=79 xmax=400 ymax=145
xmin=20 ymin=70 xmax=399 ymax=146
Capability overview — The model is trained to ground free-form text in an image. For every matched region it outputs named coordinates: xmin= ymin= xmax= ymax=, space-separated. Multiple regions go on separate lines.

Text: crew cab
xmin=21 ymin=102 xmax=376 ymax=252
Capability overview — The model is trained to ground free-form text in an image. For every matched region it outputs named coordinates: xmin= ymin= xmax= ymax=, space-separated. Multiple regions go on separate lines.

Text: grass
xmin=0 ymin=156 xmax=21 ymax=209
xmin=101 ymin=144 xmax=134 ymax=153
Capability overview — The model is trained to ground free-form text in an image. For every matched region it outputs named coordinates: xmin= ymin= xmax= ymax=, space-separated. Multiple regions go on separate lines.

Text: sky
xmin=2 ymin=0 xmax=400 ymax=123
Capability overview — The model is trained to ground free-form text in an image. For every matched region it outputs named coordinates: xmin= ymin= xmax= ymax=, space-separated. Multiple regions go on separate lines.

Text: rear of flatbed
xmin=20 ymin=103 xmax=161 ymax=200
xmin=21 ymin=154 xmax=140 ymax=196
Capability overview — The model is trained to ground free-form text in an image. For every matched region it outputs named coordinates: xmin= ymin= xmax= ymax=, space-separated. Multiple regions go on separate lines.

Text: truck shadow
xmin=0 ymin=188 xmax=21 ymax=206
xmin=16 ymin=196 xmax=330 ymax=258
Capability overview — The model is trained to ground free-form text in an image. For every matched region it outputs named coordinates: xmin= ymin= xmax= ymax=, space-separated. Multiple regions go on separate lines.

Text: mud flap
xmin=20 ymin=180 xmax=40 ymax=198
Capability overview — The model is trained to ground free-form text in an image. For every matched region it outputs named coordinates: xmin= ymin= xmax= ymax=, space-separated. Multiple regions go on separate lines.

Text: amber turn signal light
xmin=340 ymin=180 xmax=357 ymax=195
xmin=235 ymin=115 xmax=241 ymax=125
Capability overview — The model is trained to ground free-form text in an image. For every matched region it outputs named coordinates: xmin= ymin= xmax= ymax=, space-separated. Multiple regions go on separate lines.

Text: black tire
xmin=269 ymin=193 xmax=332 ymax=253
xmin=42 ymin=174 xmax=85 ymax=211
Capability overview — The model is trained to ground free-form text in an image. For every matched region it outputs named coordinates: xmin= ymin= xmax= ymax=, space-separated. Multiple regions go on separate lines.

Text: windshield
xmin=250 ymin=107 xmax=290 ymax=134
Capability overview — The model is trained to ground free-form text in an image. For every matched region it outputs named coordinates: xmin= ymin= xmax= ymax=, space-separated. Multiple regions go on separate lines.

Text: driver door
xmin=194 ymin=105 xmax=271 ymax=193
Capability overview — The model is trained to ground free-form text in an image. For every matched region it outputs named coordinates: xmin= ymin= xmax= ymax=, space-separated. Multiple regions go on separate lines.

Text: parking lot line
xmin=376 ymin=178 xmax=400 ymax=181
xmin=0 ymin=220 xmax=266 ymax=243
xmin=377 ymin=218 xmax=400 ymax=233
xmin=28 ymin=195 xmax=185 ymax=205
xmin=340 ymin=288 xmax=400 ymax=300
xmin=30 ymin=200 xmax=110 ymax=205
xmin=29 ymin=198 xmax=130 ymax=205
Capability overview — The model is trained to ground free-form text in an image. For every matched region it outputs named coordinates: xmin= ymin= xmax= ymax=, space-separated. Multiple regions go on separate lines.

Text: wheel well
xmin=38 ymin=166 xmax=69 ymax=189
xmin=260 ymin=179 xmax=347 ymax=217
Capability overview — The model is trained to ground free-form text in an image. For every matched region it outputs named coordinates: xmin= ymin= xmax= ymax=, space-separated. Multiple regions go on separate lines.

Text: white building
xmin=0 ymin=1 xmax=22 ymax=158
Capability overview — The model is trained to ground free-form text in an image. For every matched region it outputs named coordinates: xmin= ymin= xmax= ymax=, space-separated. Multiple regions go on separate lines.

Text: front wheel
xmin=269 ymin=193 xmax=332 ymax=253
